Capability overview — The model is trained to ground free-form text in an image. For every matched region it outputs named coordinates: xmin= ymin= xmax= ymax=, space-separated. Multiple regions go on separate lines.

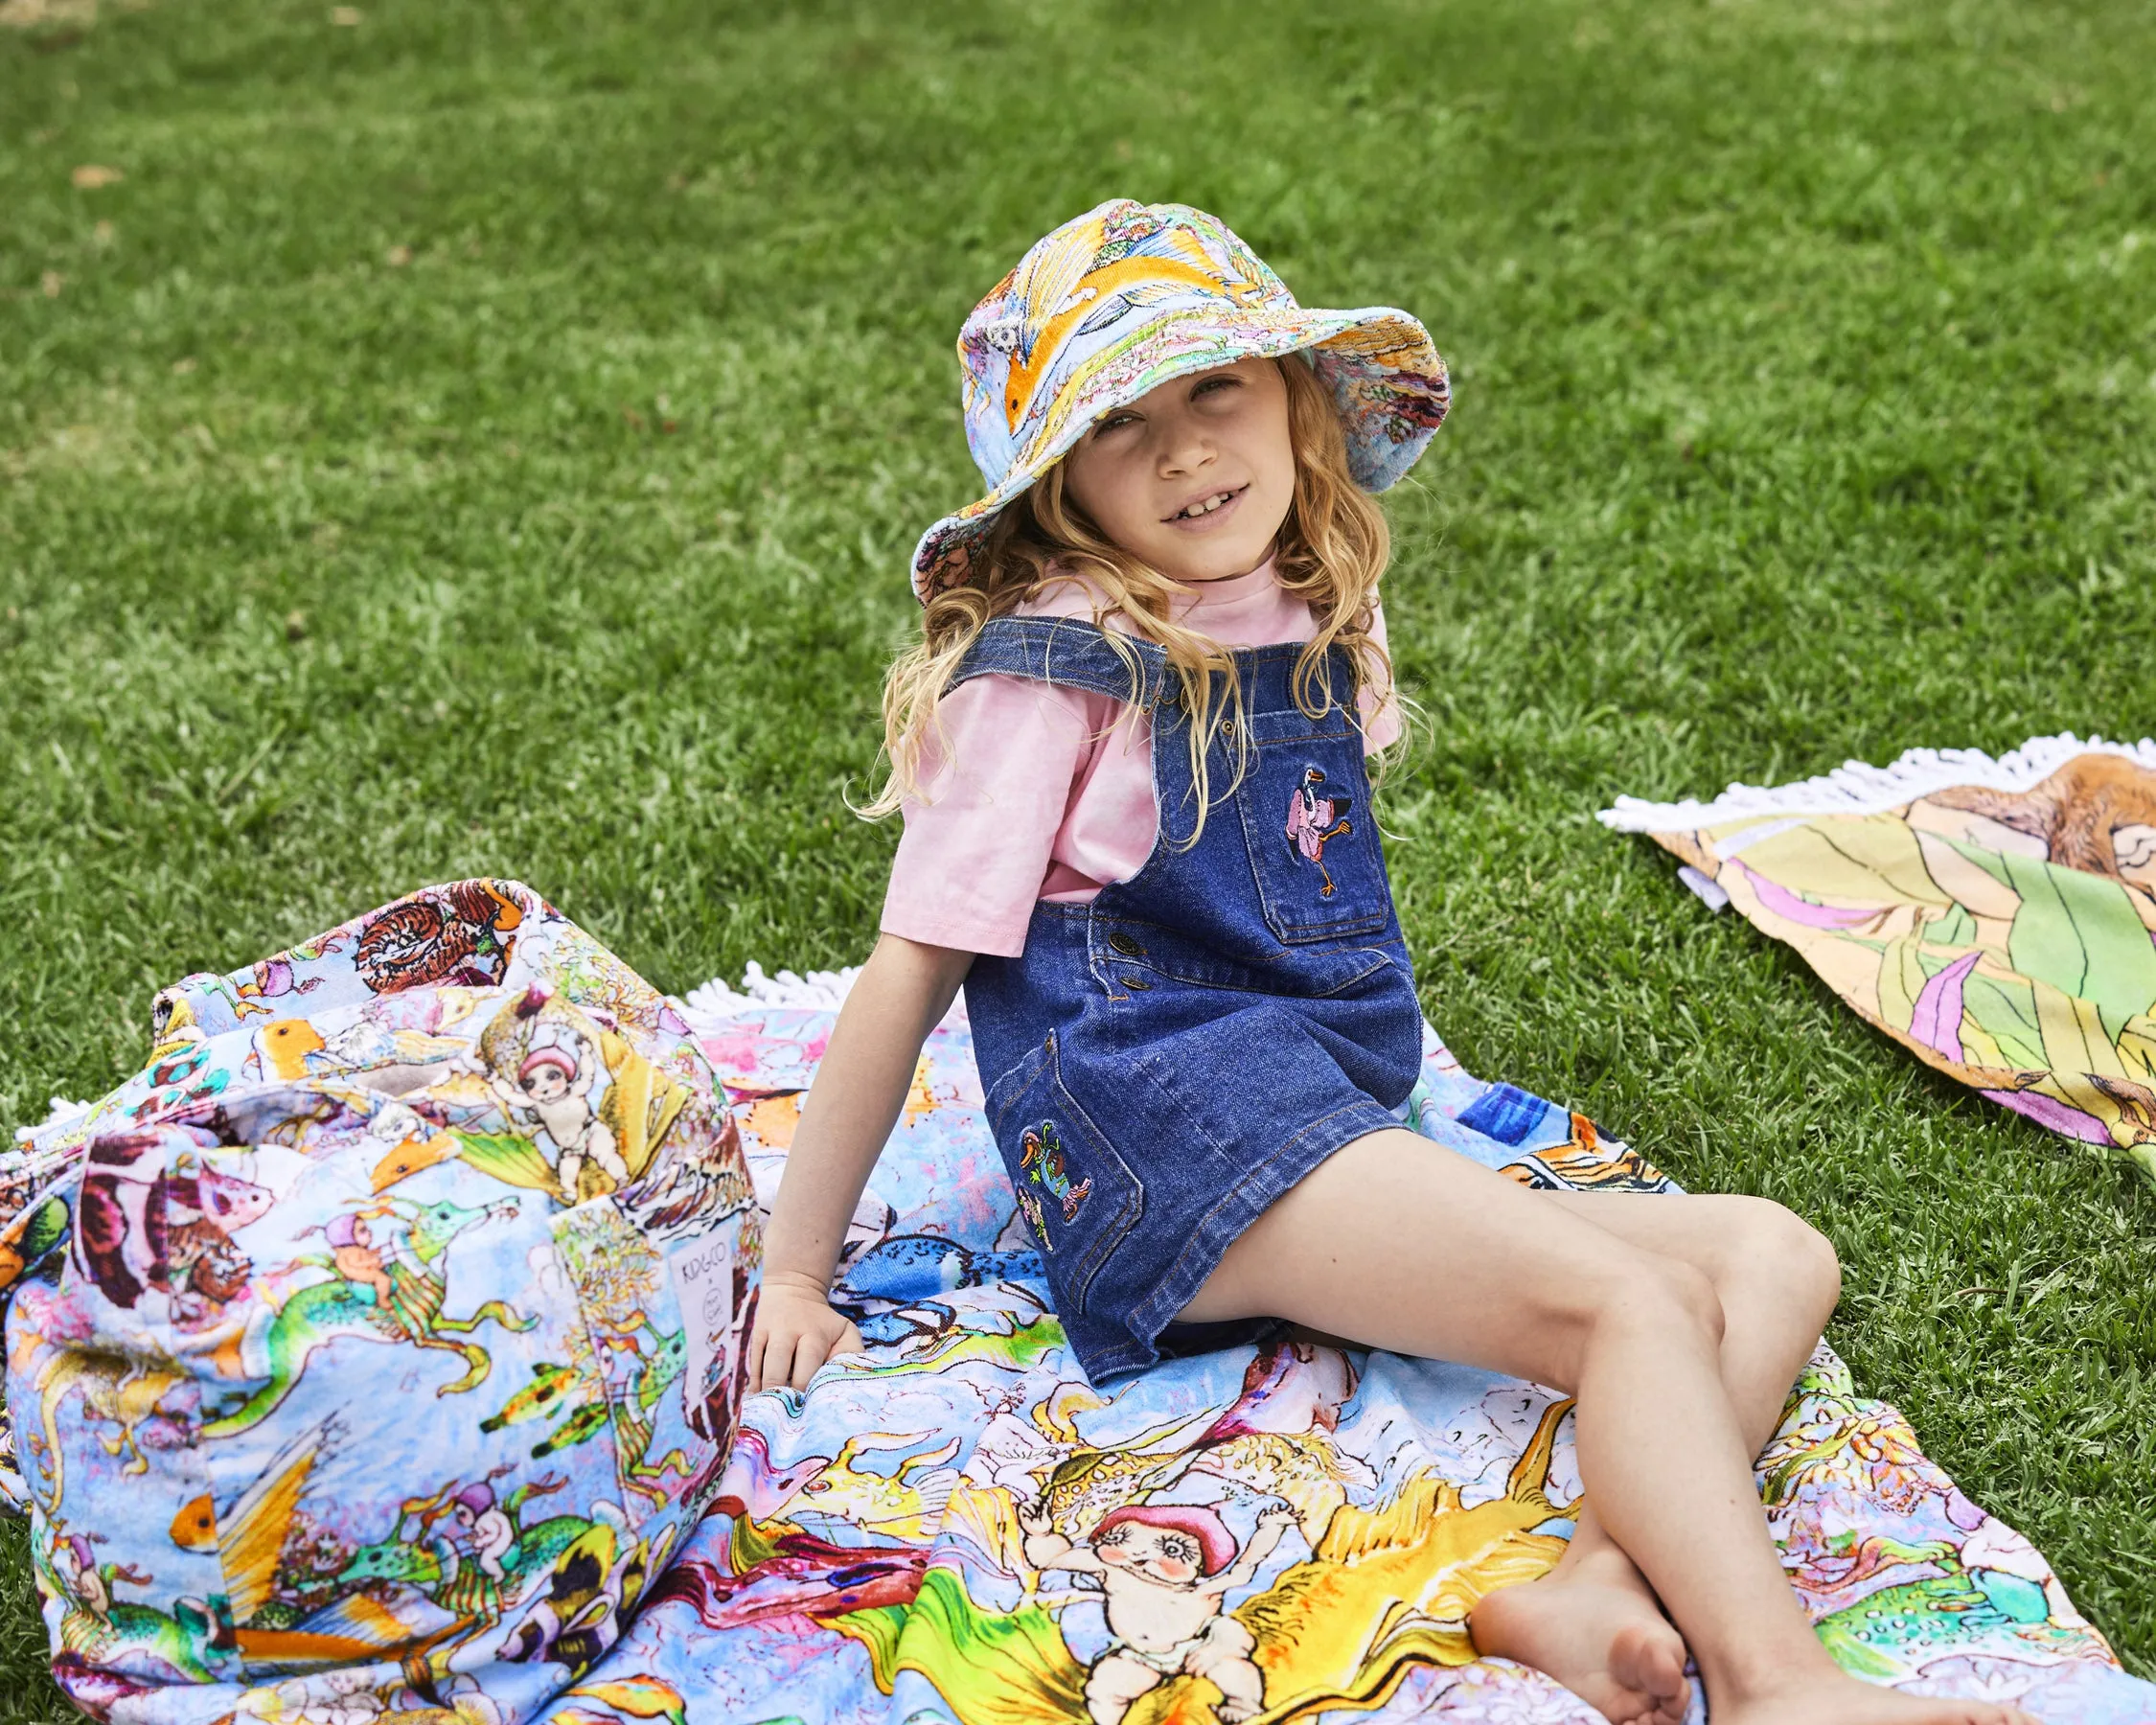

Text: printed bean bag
xmin=0 ymin=881 xmax=759 ymax=1725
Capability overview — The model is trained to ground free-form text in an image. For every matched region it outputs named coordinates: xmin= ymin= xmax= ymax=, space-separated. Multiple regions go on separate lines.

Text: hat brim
xmin=910 ymin=303 xmax=1447 ymax=603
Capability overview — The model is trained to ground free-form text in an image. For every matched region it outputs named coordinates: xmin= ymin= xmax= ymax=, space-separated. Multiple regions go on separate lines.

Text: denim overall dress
xmin=956 ymin=615 xmax=1425 ymax=1386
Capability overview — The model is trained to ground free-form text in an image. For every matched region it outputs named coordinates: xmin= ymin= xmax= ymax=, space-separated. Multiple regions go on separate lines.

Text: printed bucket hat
xmin=911 ymin=197 xmax=1451 ymax=602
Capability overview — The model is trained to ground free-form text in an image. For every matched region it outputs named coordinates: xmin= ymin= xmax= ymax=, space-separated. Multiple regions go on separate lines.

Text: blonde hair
xmin=864 ymin=355 xmax=1409 ymax=839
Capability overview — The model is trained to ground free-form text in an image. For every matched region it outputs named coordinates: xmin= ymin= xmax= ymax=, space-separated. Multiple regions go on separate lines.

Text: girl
xmin=745 ymin=200 xmax=2033 ymax=1725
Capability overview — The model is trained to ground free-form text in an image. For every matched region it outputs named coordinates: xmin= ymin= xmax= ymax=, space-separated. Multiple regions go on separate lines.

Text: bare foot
xmin=1469 ymin=1549 xmax=1689 ymax=1725
xmin=1716 ymin=1673 xmax=2039 ymax=1725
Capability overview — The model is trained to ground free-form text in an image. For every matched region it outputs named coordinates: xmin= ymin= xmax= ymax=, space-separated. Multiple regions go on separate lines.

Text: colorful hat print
xmin=911 ymin=198 xmax=1450 ymax=602
xmin=518 ymin=1042 xmax=580 ymax=1081
xmin=1089 ymin=1502 xmax=1238 ymax=1576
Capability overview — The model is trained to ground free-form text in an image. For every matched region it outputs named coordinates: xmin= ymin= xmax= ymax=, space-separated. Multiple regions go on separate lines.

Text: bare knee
xmin=1087 ymin=1655 xmax=1158 ymax=1712
xmin=1718 ymin=1196 xmax=1842 ymax=1325
xmin=1562 ymin=1251 xmax=1724 ymax=1386
xmin=1650 ymin=1255 xmax=1726 ymax=1346
xmin=1620 ymin=1253 xmax=1721 ymax=1341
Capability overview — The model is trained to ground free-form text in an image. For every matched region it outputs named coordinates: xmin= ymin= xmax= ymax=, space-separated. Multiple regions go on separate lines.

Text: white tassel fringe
xmin=1598 ymin=731 xmax=2156 ymax=834
xmin=11 ymin=1095 xmax=93 ymax=1148
xmin=677 ymin=961 xmax=968 ymax=1035
xmin=680 ymin=960 xmax=864 ymax=1024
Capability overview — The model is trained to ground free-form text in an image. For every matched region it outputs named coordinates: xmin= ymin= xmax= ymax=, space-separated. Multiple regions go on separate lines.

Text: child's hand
xmin=745 ymin=1271 xmax=863 ymax=1394
xmin=1016 ymin=1497 xmax=1053 ymax=1536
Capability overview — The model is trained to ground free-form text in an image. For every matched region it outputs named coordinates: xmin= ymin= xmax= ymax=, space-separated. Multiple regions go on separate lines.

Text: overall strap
xmin=949 ymin=616 xmax=1169 ymax=709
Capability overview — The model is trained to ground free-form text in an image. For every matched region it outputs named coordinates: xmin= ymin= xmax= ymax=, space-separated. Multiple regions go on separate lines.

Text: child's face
xmin=522 ymin=1067 xmax=570 ymax=1103
xmin=1097 ymin=1522 xmax=1203 ymax=1585
xmin=1060 ymin=356 xmax=1296 ymax=586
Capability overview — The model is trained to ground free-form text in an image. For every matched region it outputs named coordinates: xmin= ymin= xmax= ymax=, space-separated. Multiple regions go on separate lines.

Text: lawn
xmin=2 ymin=0 xmax=2153 ymax=1714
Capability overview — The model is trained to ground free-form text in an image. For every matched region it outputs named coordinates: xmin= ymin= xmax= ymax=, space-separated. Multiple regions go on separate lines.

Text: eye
xmin=1192 ymin=374 xmax=1242 ymax=400
xmin=1092 ymin=410 xmax=1139 ymax=437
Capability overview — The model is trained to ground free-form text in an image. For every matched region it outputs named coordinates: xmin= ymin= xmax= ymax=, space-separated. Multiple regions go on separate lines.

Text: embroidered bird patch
xmin=1284 ymin=767 xmax=1353 ymax=897
xmin=1021 ymin=1121 xmax=1092 ymax=1223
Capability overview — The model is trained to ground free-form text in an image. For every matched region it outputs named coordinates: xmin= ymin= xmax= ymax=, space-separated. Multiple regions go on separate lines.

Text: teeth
xmin=1177 ymin=491 xmax=1234 ymax=519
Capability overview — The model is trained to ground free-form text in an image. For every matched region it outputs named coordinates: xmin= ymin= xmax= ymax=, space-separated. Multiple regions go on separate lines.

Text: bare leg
xmin=1177 ymin=1130 xmax=2035 ymax=1725
xmin=1084 ymin=1652 xmax=1162 ymax=1725
xmin=1468 ymin=1192 xmax=1843 ymax=1725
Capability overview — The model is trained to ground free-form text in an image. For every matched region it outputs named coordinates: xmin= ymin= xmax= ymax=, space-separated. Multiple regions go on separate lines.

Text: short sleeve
xmin=1358 ymin=601 xmax=1403 ymax=752
xmin=879 ymin=675 xmax=1096 ymax=958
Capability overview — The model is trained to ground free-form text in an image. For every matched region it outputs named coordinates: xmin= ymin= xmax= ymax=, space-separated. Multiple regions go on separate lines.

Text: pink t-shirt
xmin=880 ymin=558 xmax=1400 ymax=957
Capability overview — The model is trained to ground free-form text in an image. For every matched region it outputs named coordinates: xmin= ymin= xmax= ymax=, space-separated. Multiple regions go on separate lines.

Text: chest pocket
xmin=1230 ymin=704 xmax=1390 ymax=944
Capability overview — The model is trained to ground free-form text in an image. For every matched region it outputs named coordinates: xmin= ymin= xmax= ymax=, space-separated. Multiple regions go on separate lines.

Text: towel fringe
xmin=678 ymin=961 xmax=970 ymax=1034
xmin=1598 ymin=731 xmax=2156 ymax=833
xmin=10 ymin=1096 xmax=93 ymax=1149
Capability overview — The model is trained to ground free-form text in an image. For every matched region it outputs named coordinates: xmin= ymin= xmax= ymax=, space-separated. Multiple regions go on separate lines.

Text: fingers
xmin=760 ymin=1324 xmax=837 ymax=1394
xmin=749 ymin=1322 xmax=807 ymax=1397
xmin=745 ymin=1325 xmax=781 ymax=1396
xmin=745 ymin=1305 xmax=866 ymax=1398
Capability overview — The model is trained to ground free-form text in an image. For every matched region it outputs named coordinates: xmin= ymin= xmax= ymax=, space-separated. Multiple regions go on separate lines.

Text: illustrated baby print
xmin=1019 ymin=1494 xmax=1296 ymax=1725
xmin=466 ymin=985 xmax=689 ymax=1205
xmin=489 ymin=1032 xmax=628 ymax=1202
xmin=1285 ymin=767 xmax=1353 ymax=897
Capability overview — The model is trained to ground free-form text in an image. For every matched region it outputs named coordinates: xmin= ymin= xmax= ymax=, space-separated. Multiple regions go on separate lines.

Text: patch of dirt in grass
xmin=0 ymin=0 xmax=155 ymax=32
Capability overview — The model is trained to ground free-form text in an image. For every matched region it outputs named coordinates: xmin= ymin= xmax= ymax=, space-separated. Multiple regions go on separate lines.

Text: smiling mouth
xmin=1164 ymin=484 xmax=1248 ymax=524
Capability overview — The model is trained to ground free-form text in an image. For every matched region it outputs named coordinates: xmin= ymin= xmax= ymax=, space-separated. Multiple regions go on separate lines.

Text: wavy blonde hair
xmin=864 ymin=355 xmax=1409 ymax=839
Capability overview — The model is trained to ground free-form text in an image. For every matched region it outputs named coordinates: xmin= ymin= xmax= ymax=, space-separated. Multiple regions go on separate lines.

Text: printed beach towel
xmin=1602 ymin=734 xmax=2156 ymax=1186
xmin=0 ymin=883 xmax=759 ymax=1725
xmin=515 ymin=973 xmax=2150 ymax=1725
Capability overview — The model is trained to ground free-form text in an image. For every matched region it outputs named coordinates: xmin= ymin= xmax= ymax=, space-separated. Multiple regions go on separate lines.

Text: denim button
xmin=1119 ymin=976 xmax=1152 ymax=991
xmin=1107 ymin=932 xmax=1145 ymax=957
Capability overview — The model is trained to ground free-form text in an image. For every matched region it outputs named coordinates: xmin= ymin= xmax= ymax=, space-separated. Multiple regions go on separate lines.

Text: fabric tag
xmin=666 ymin=1229 xmax=736 ymax=1418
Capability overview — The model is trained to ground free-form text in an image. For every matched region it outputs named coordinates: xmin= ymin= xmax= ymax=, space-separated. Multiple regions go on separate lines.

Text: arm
xmin=1357 ymin=599 xmax=1402 ymax=753
xmin=1017 ymin=1497 xmax=1108 ymax=1575
xmin=1200 ymin=1503 xmax=1296 ymax=1596
xmin=746 ymin=674 xmax=1080 ymax=1391
xmin=745 ymin=931 xmax=975 ymax=1393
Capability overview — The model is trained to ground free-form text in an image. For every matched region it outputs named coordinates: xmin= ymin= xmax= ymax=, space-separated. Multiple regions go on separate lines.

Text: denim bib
xmin=956 ymin=616 xmax=1423 ymax=1385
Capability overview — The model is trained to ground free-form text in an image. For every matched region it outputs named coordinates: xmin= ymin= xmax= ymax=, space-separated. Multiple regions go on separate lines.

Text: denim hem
xmin=1076 ymin=1340 xmax=1154 ymax=1385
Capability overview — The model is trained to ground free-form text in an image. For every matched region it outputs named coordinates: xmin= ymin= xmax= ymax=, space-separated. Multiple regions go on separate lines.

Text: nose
xmin=1152 ymin=402 xmax=1216 ymax=478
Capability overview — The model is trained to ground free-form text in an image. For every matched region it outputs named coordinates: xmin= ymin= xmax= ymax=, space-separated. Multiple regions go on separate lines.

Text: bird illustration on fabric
xmin=1284 ymin=768 xmax=1353 ymax=898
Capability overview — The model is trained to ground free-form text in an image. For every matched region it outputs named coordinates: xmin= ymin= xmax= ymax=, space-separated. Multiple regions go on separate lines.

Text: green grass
xmin=3 ymin=0 xmax=2153 ymax=1713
